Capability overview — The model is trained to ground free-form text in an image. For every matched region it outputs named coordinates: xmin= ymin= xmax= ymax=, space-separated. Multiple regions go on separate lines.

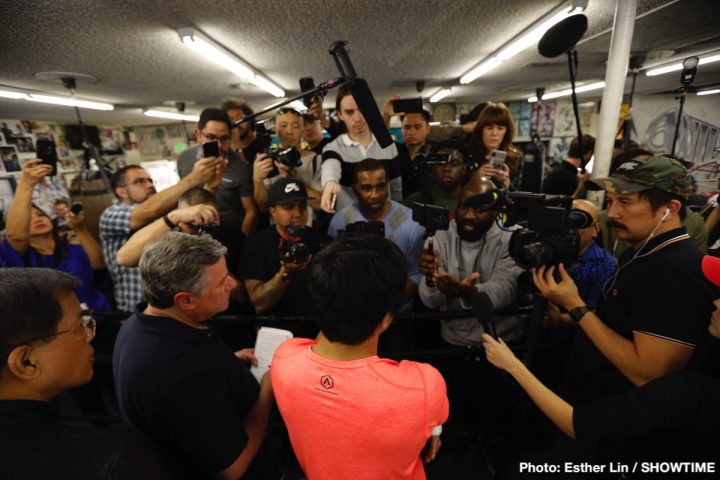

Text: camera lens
xmin=518 ymin=242 xmax=553 ymax=270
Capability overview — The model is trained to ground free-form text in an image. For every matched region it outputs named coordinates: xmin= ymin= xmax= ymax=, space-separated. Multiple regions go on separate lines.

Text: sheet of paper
xmin=250 ymin=327 xmax=293 ymax=382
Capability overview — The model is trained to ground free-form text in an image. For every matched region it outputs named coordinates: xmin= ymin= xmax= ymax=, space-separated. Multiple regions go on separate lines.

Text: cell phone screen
xmin=202 ymin=140 xmax=219 ymax=158
xmin=35 ymin=138 xmax=58 ymax=176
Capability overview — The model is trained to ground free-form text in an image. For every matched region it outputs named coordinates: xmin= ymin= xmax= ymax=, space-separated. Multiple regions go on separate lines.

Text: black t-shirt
xmin=113 ymin=307 xmax=276 ymax=479
xmin=574 ymin=371 xmax=720 ymax=462
xmin=541 ymin=160 xmax=578 ymax=196
xmin=0 ymin=400 xmax=172 ymax=480
xmin=215 ymin=149 xmax=253 ymax=226
xmin=238 ymin=226 xmax=330 ymax=317
xmin=565 ymin=228 xmax=719 ymax=405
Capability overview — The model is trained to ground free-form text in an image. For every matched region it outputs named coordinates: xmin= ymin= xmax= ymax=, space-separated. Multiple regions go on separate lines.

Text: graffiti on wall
xmin=644 ymin=108 xmax=720 ymax=191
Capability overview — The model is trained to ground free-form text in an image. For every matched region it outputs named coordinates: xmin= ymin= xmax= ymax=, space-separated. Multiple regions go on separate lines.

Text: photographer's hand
xmin=532 ymin=264 xmax=584 ymax=311
xmin=482 ymin=333 xmax=522 ymax=372
xmin=253 ymin=154 xmax=274 ymax=182
xmin=168 ymin=204 xmax=219 ymax=231
xmin=321 ymin=181 xmax=341 ymax=213
xmin=274 ymin=160 xmax=293 ymax=178
xmin=382 ymin=95 xmax=401 ymax=127
xmin=280 ymin=254 xmax=312 ymax=275
xmin=187 ymin=155 xmax=223 ymax=185
xmin=419 ymin=248 xmax=441 ymax=277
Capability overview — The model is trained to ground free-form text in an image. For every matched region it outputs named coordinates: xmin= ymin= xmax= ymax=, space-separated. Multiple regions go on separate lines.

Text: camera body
xmin=196 ymin=223 xmax=220 ymax=239
xmin=411 ymin=202 xmax=450 ymax=235
xmin=502 ymin=192 xmax=592 ymax=270
xmin=266 ymin=147 xmax=302 ymax=168
xmin=410 ymin=150 xmax=452 ymax=175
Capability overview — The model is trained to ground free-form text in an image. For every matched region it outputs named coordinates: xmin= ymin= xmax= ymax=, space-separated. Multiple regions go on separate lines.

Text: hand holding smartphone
xmin=35 ymin=138 xmax=58 ymax=176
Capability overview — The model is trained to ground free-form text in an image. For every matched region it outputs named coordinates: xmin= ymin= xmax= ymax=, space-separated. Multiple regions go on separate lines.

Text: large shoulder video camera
xmin=502 ymin=192 xmax=593 ymax=270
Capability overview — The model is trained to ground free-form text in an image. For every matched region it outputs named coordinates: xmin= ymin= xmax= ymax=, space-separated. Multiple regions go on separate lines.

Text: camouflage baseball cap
xmin=586 ymin=155 xmax=691 ymax=200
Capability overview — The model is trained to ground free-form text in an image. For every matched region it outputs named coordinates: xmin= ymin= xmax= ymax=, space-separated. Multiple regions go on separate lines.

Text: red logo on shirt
xmin=320 ymin=375 xmax=334 ymax=389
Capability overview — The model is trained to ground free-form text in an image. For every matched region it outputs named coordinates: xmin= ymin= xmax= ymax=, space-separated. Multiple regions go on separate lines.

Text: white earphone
xmin=661 ymin=207 xmax=671 ymax=221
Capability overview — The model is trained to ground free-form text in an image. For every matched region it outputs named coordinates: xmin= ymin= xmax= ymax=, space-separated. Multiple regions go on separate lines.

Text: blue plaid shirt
xmin=571 ymin=240 xmax=618 ymax=307
xmin=99 ymin=203 xmax=142 ymax=311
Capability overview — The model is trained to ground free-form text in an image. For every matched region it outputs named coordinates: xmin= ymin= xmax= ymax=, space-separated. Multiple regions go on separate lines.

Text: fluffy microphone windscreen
xmin=702 ymin=255 xmax=720 ymax=287
xmin=349 ymin=78 xmax=393 ymax=148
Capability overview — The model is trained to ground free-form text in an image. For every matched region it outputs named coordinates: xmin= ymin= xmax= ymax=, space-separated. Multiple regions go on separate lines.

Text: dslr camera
xmin=502 ymin=192 xmax=593 ymax=270
xmin=266 ymin=147 xmax=302 ymax=168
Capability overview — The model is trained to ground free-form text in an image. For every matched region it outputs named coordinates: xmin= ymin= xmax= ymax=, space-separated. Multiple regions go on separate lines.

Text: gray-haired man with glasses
xmin=0 ymin=268 xmax=171 ymax=479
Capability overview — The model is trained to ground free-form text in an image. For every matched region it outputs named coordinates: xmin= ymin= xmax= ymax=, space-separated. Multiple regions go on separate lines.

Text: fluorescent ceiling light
xmin=698 ymin=89 xmax=720 ymax=96
xmin=646 ymin=52 xmax=720 ymax=76
xmin=178 ymin=28 xmax=285 ymax=98
xmin=460 ymin=5 xmax=585 ymax=84
xmin=26 ymin=93 xmax=114 ymax=111
xmin=528 ymin=81 xmax=605 ymax=102
xmin=0 ymin=89 xmax=29 ymax=100
xmin=430 ymin=89 xmax=452 ymax=103
xmin=144 ymin=110 xmax=200 ymax=121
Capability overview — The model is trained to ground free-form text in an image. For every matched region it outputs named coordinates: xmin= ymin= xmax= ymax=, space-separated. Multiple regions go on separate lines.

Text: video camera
xmin=501 ymin=192 xmax=593 ymax=270
xmin=278 ymin=228 xmax=327 ymax=264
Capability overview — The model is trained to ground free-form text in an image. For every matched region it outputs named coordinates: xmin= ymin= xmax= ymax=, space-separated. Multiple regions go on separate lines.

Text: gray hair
xmin=139 ymin=232 xmax=227 ymax=308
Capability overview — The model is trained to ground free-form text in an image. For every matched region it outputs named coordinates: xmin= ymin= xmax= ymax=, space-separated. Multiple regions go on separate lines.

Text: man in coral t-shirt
xmin=272 ymin=234 xmax=448 ymax=480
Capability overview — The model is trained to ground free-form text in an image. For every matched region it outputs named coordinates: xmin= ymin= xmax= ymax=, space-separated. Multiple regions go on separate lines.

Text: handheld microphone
xmin=349 ymin=78 xmax=393 ymax=148
xmin=472 ymin=291 xmax=498 ymax=340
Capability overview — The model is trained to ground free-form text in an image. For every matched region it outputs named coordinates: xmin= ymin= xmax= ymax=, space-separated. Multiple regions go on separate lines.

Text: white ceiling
xmin=0 ymin=0 xmax=719 ymax=127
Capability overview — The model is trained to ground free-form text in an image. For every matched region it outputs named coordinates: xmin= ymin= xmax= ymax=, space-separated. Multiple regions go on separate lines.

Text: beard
xmin=457 ymin=218 xmax=492 ymax=242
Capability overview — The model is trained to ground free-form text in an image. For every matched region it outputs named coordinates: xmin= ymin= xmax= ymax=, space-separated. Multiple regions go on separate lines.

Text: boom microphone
xmin=472 ymin=291 xmax=498 ymax=340
xmin=350 ymin=78 xmax=393 ymax=148
xmin=329 ymin=41 xmax=358 ymax=80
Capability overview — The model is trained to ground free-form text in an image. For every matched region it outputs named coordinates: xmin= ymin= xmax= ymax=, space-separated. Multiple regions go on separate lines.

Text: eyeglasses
xmin=14 ymin=311 xmax=97 ymax=346
xmin=277 ymin=108 xmax=302 ymax=117
xmin=201 ymin=132 xmax=231 ymax=143
xmin=123 ymin=178 xmax=154 ymax=187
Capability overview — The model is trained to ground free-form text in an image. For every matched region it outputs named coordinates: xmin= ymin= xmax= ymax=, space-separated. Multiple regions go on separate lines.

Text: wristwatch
xmin=569 ymin=305 xmax=591 ymax=322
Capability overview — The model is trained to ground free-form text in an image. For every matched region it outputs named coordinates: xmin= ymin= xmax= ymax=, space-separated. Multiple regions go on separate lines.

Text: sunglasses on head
xmin=277 ymin=108 xmax=302 ymax=117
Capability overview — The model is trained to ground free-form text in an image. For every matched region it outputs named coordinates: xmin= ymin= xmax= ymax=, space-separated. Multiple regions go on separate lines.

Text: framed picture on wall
xmin=0 ymin=145 xmax=21 ymax=174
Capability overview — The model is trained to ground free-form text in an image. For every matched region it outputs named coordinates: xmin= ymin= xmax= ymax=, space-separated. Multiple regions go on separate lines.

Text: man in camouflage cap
xmin=529 ymin=153 xmax=717 ymax=410
xmin=587 ymin=154 xmax=692 ymax=200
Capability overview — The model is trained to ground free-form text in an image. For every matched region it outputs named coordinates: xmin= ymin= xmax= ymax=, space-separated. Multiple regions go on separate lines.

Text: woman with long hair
xmin=468 ymin=102 xmax=523 ymax=189
xmin=2 ymin=159 xmax=111 ymax=312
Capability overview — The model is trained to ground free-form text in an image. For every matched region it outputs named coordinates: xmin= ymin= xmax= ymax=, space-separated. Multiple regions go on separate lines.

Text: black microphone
xmin=472 ymin=291 xmax=498 ymax=340
xmin=329 ymin=41 xmax=358 ymax=79
xmin=349 ymin=78 xmax=393 ymax=148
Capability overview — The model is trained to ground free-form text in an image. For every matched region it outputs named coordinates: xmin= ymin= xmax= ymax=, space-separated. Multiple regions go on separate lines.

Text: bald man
xmin=419 ymin=177 xmax=524 ymax=346
xmin=547 ymin=200 xmax=618 ymax=323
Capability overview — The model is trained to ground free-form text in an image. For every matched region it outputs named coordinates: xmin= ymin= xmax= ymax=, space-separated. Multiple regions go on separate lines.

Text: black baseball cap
xmin=267 ymin=178 xmax=314 ymax=206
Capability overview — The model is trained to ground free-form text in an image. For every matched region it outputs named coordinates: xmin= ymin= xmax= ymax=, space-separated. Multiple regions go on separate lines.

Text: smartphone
xmin=202 ymin=140 xmax=219 ymax=158
xmin=490 ymin=149 xmax=507 ymax=167
xmin=35 ymin=138 xmax=58 ymax=176
xmin=70 ymin=202 xmax=84 ymax=215
xmin=299 ymin=77 xmax=316 ymax=108
xmin=330 ymin=193 xmax=337 ymax=211
xmin=392 ymin=97 xmax=424 ymax=114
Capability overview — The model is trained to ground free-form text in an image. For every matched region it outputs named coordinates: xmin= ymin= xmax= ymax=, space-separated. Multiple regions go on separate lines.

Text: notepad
xmin=250 ymin=327 xmax=294 ymax=382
